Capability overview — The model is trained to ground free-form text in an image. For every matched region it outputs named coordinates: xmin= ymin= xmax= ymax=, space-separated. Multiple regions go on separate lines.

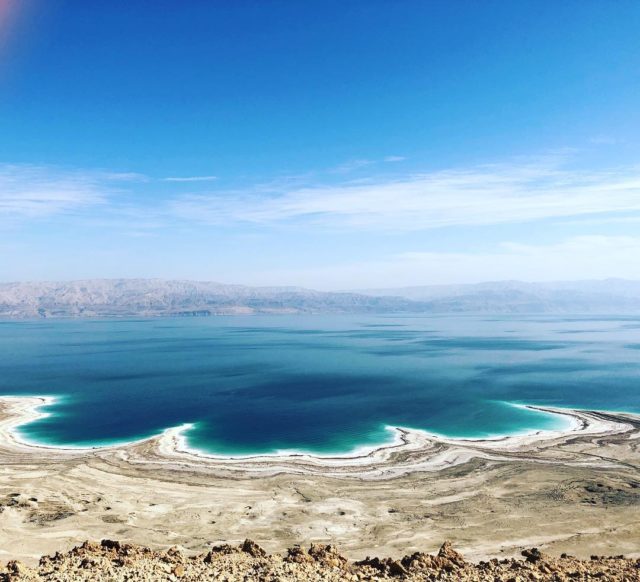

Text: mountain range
xmin=0 ymin=279 xmax=417 ymax=318
xmin=1 ymin=278 xmax=640 ymax=318
xmin=356 ymin=279 xmax=640 ymax=314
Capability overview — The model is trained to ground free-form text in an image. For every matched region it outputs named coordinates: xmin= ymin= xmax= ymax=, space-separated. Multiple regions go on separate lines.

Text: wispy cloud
xmin=4 ymin=156 xmax=640 ymax=286
xmin=170 ymin=156 xmax=640 ymax=231
xmin=329 ymin=159 xmax=376 ymax=174
xmin=163 ymin=175 xmax=218 ymax=182
xmin=0 ymin=164 xmax=113 ymax=219
xmin=7 ymin=154 xmax=640 ymax=237
xmin=329 ymin=155 xmax=405 ymax=174
xmin=589 ymin=135 xmax=618 ymax=145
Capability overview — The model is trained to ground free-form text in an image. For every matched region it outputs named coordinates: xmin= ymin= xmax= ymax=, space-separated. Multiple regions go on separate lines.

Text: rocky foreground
xmin=1 ymin=539 xmax=639 ymax=582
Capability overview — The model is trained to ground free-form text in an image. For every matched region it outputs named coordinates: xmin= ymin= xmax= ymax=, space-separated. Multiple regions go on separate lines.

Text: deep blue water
xmin=1 ymin=314 xmax=639 ymax=455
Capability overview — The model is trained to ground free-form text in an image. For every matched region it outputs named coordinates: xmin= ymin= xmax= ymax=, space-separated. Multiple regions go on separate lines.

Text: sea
xmin=1 ymin=314 xmax=639 ymax=455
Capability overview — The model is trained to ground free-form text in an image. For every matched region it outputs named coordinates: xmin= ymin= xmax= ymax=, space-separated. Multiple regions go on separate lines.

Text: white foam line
xmin=0 ymin=395 xmax=634 ymax=470
xmin=158 ymin=405 xmax=624 ymax=467
xmin=0 ymin=396 xmax=165 ymax=454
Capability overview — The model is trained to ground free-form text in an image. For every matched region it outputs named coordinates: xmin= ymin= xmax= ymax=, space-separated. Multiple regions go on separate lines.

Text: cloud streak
xmin=5 ymin=155 xmax=640 ymax=236
xmin=3 ymin=156 xmax=640 ymax=286
xmin=0 ymin=164 xmax=113 ymax=219
xmin=170 ymin=157 xmax=640 ymax=231
xmin=328 ymin=154 xmax=406 ymax=174
xmin=163 ymin=175 xmax=218 ymax=182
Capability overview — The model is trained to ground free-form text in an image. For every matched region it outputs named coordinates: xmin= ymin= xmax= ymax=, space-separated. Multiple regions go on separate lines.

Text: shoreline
xmin=0 ymin=394 xmax=636 ymax=479
xmin=1 ymin=394 xmax=639 ymax=565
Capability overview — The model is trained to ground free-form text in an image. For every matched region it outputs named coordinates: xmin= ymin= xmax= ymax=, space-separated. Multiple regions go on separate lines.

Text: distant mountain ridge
xmin=356 ymin=279 xmax=640 ymax=313
xmin=1 ymin=278 xmax=640 ymax=318
xmin=0 ymin=279 xmax=419 ymax=318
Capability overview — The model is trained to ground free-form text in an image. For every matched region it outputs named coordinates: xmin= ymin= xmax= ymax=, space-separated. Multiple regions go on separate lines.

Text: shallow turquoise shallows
xmin=1 ymin=314 xmax=639 ymax=455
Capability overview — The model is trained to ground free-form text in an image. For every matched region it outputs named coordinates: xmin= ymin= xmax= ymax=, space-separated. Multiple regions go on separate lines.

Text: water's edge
xmin=3 ymin=394 xmax=581 ymax=460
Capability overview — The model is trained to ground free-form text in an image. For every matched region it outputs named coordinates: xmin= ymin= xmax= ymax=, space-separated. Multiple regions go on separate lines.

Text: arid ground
xmin=0 ymin=397 xmax=639 ymax=568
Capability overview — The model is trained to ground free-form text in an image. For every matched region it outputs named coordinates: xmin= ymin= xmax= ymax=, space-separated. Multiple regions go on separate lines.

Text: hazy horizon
xmin=3 ymin=275 xmax=640 ymax=291
xmin=2 ymin=2 xmax=640 ymax=288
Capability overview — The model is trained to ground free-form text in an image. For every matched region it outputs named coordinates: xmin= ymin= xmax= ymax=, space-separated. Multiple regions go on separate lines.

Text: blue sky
xmin=1 ymin=0 xmax=640 ymax=288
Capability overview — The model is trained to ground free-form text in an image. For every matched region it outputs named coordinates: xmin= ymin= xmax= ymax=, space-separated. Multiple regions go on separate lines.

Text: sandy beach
xmin=0 ymin=395 xmax=639 ymax=566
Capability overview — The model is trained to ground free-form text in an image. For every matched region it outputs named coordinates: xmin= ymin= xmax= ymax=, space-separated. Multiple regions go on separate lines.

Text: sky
xmin=1 ymin=0 xmax=640 ymax=289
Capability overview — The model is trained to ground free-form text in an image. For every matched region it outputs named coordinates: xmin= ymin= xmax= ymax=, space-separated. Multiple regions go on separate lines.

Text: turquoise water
xmin=1 ymin=314 xmax=639 ymax=455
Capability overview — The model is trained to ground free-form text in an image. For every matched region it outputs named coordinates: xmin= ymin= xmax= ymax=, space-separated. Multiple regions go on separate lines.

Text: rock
xmin=100 ymin=539 xmax=121 ymax=552
xmin=3 ymin=538 xmax=640 ymax=581
xmin=285 ymin=546 xmax=313 ymax=564
xmin=241 ymin=539 xmax=266 ymax=558
xmin=80 ymin=557 xmax=98 ymax=569
xmin=522 ymin=548 xmax=543 ymax=563
xmin=5 ymin=560 xmax=27 ymax=574
xmin=173 ymin=564 xmax=185 ymax=577
xmin=387 ymin=559 xmax=408 ymax=576
xmin=308 ymin=544 xmax=348 ymax=568
xmin=437 ymin=540 xmax=466 ymax=567
xmin=203 ymin=543 xmax=239 ymax=562
xmin=163 ymin=546 xmax=184 ymax=564
xmin=356 ymin=556 xmax=385 ymax=572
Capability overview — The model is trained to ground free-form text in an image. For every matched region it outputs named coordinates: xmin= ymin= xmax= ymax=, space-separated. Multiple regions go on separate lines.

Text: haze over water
xmin=2 ymin=314 xmax=639 ymax=455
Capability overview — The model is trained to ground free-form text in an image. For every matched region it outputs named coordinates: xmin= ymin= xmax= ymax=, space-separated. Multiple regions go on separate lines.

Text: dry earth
xmin=0 ymin=397 xmax=639 ymax=573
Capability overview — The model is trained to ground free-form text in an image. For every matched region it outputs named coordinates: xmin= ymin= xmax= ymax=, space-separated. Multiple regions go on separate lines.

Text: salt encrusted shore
xmin=1 ymin=395 xmax=639 ymax=566
xmin=0 ymin=395 xmax=635 ymax=480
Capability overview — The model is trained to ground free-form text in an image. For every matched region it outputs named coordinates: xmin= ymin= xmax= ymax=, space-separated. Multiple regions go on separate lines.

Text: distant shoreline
xmin=4 ymin=311 xmax=640 ymax=321
xmin=3 ymin=278 xmax=640 ymax=318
